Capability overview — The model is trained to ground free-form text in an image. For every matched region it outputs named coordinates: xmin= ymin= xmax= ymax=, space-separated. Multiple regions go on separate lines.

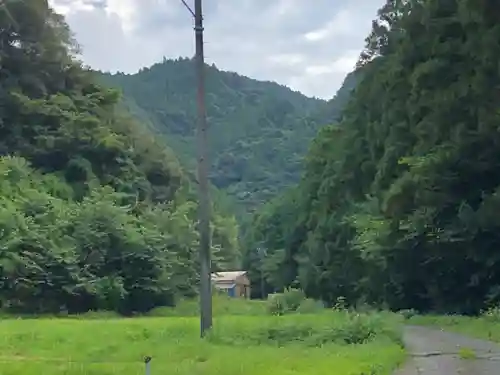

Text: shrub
xmin=266 ymin=288 xmax=307 ymax=315
xmin=333 ymin=296 xmax=347 ymax=311
xmin=338 ymin=313 xmax=379 ymax=344
xmin=207 ymin=310 xmax=403 ymax=348
xmin=481 ymin=306 xmax=500 ymax=322
xmin=283 ymin=288 xmax=306 ymax=310
xmin=267 ymin=293 xmax=288 ymax=316
xmin=398 ymin=308 xmax=417 ymax=320
xmin=297 ymin=298 xmax=324 ymax=314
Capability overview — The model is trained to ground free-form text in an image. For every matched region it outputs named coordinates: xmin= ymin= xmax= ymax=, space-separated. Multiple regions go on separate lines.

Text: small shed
xmin=211 ymin=271 xmax=250 ymax=299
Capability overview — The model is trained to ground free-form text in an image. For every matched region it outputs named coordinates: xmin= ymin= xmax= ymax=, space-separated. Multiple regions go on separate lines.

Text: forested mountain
xmin=0 ymin=0 xmax=239 ymax=314
xmin=245 ymin=0 xmax=500 ymax=314
xmin=97 ymin=62 xmax=357 ymax=214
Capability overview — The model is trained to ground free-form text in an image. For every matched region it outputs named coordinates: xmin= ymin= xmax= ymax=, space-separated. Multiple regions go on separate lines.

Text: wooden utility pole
xmin=193 ymin=0 xmax=212 ymax=336
xmin=258 ymin=247 xmax=267 ymax=299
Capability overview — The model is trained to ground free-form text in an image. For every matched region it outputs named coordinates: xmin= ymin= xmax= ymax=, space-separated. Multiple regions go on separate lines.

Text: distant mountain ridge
xmin=97 ymin=58 xmax=358 ymax=214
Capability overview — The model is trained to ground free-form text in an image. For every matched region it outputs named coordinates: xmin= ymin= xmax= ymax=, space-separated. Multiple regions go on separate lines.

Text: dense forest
xmin=98 ymin=63 xmax=358 ymax=215
xmin=245 ymin=0 xmax=500 ymax=314
xmin=4 ymin=0 xmax=498 ymax=318
xmin=0 ymin=0 xmax=240 ymax=314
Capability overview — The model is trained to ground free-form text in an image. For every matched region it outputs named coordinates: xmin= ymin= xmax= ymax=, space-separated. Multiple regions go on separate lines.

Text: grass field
xmin=0 ymin=297 xmax=406 ymax=375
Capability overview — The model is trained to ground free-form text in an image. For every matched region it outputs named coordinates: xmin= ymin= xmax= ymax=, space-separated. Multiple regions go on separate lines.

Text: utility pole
xmin=258 ymin=247 xmax=267 ymax=299
xmin=179 ymin=0 xmax=212 ymax=337
xmin=193 ymin=0 xmax=212 ymax=337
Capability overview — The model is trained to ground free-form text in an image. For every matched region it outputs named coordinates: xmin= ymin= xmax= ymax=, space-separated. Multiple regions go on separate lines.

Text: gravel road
xmin=394 ymin=325 xmax=500 ymax=374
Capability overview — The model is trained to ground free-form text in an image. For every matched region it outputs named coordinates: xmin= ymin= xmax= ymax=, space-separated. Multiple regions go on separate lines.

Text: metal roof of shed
xmin=211 ymin=271 xmax=247 ymax=283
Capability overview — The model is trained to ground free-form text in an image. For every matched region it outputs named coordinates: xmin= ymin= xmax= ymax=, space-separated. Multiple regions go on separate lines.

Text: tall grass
xmin=0 ymin=297 xmax=406 ymax=375
xmin=0 ymin=314 xmax=405 ymax=375
xmin=148 ymin=293 xmax=268 ymax=317
xmin=208 ymin=311 xmax=403 ymax=347
xmin=0 ymin=294 xmax=267 ymax=320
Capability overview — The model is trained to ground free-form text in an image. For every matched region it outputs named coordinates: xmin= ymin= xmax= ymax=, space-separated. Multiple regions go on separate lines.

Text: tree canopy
xmin=4 ymin=0 xmax=497 ymax=317
xmin=0 ymin=0 xmax=239 ymax=314
xmin=97 ymin=61 xmax=358 ymax=217
xmin=245 ymin=0 xmax=500 ymax=314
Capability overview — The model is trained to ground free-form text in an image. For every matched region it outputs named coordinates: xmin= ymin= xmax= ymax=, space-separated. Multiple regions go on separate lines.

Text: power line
xmin=179 ymin=0 xmax=195 ymax=18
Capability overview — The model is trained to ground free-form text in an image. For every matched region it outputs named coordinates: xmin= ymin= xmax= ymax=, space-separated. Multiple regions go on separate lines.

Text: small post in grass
xmin=144 ymin=356 xmax=152 ymax=375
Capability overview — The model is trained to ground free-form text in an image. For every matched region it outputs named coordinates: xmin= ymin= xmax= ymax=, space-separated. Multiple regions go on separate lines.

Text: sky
xmin=49 ymin=0 xmax=383 ymax=100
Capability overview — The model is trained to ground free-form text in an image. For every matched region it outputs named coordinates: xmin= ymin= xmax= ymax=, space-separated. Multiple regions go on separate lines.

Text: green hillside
xmin=98 ymin=61 xmax=357 ymax=213
xmin=0 ymin=0 xmax=239 ymax=314
xmin=245 ymin=0 xmax=500 ymax=313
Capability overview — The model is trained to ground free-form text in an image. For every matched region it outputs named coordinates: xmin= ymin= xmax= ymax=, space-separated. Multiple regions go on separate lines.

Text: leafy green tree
xmin=0 ymin=0 xmax=241 ymax=314
xmin=248 ymin=0 xmax=500 ymax=314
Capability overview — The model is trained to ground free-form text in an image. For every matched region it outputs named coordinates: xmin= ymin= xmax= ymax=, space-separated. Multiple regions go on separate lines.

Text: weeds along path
xmin=394 ymin=325 xmax=500 ymax=374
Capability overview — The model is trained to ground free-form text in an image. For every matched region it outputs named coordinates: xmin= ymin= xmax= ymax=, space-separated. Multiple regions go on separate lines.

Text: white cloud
xmin=48 ymin=0 xmax=384 ymax=99
xmin=304 ymin=10 xmax=353 ymax=42
xmin=268 ymin=53 xmax=305 ymax=66
xmin=51 ymin=0 xmax=94 ymax=14
xmin=305 ymin=51 xmax=359 ymax=76
xmin=105 ymin=0 xmax=137 ymax=33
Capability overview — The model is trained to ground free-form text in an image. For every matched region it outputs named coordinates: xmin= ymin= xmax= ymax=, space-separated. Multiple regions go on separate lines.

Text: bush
xmin=338 ymin=313 xmax=379 ymax=344
xmin=267 ymin=293 xmax=288 ymax=316
xmin=332 ymin=296 xmax=347 ymax=311
xmin=297 ymin=298 xmax=325 ymax=314
xmin=207 ymin=310 xmax=403 ymax=347
xmin=283 ymin=288 xmax=306 ymax=310
xmin=481 ymin=306 xmax=500 ymax=322
xmin=398 ymin=308 xmax=417 ymax=320
xmin=266 ymin=288 xmax=308 ymax=315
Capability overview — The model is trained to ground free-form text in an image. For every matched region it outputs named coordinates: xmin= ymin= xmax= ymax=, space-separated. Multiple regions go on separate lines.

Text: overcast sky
xmin=49 ymin=0 xmax=383 ymax=99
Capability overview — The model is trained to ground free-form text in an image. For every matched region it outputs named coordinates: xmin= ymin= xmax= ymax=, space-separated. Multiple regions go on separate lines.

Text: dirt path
xmin=394 ymin=325 xmax=500 ymax=374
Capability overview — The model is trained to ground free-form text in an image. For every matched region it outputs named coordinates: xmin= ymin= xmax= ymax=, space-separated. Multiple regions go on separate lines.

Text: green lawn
xmin=0 ymin=311 xmax=405 ymax=375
